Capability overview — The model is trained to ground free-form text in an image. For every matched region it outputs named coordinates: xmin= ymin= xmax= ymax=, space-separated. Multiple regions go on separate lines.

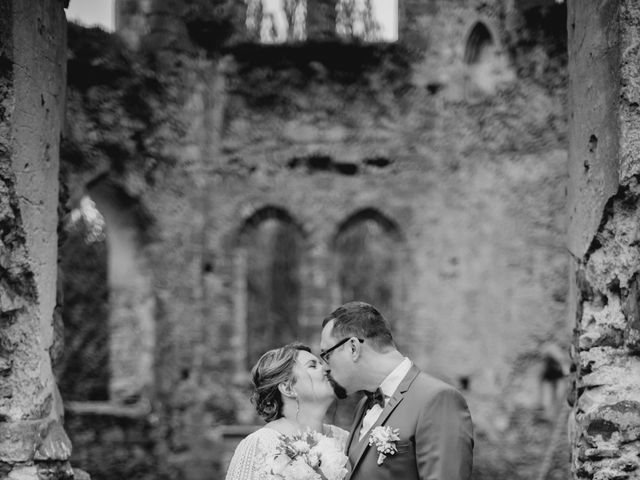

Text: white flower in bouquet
xmin=282 ymin=458 xmax=322 ymax=480
xmin=291 ymin=440 xmax=311 ymax=454
xmin=314 ymin=436 xmax=349 ymax=480
xmin=265 ymin=429 xmax=349 ymax=480
xmin=306 ymin=450 xmax=320 ymax=469
xmin=266 ymin=454 xmax=291 ymax=477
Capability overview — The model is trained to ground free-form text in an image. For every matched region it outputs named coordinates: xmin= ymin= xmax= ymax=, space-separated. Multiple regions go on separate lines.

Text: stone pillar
xmin=0 ymin=0 xmax=78 ymax=479
xmin=567 ymin=1 xmax=640 ymax=479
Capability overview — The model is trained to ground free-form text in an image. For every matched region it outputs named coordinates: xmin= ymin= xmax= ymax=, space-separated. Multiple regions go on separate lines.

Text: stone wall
xmin=64 ymin=410 xmax=157 ymax=480
xmin=0 ymin=1 xmax=79 ymax=479
xmin=59 ymin=1 xmax=573 ymax=479
xmin=567 ymin=0 xmax=640 ymax=479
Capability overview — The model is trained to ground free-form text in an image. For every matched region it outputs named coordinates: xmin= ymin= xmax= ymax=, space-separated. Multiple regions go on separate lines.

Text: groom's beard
xmin=327 ymin=374 xmax=348 ymax=399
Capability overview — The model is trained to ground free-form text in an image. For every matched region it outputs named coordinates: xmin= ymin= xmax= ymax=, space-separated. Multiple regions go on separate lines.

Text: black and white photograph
xmin=1 ymin=1 xmax=638 ymax=479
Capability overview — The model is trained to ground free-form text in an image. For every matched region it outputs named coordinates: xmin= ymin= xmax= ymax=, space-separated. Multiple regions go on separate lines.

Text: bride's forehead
xmin=295 ymin=350 xmax=317 ymax=363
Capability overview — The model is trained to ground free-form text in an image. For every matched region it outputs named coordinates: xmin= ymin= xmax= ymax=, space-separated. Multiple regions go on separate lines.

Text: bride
xmin=225 ymin=343 xmax=350 ymax=480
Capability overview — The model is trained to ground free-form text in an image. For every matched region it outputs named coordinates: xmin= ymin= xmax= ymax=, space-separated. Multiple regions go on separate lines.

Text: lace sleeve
xmin=225 ymin=429 xmax=279 ymax=480
xmin=326 ymin=425 xmax=350 ymax=452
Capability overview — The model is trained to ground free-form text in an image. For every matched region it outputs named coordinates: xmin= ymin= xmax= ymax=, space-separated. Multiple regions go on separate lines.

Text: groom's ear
xmin=350 ymin=337 xmax=362 ymax=361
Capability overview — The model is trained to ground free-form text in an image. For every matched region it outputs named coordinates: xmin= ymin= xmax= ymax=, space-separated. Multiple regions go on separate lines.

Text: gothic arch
xmin=233 ymin=205 xmax=305 ymax=371
xmin=331 ymin=207 xmax=405 ymax=322
xmin=57 ymin=195 xmax=110 ymax=402
xmin=463 ymin=20 xmax=513 ymax=96
xmin=464 ymin=21 xmax=495 ymax=65
xmin=237 ymin=204 xmax=306 ymax=242
xmin=86 ymin=176 xmax=156 ymax=404
xmin=333 ymin=207 xmax=404 ymax=244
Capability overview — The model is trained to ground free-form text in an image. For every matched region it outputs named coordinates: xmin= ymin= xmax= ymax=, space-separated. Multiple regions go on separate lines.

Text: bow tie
xmin=364 ymin=387 xmax=385 ymax=409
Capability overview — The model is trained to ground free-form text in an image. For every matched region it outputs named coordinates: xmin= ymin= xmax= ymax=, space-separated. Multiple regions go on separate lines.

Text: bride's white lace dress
xmin=225 ymin=424 xmax=349 ymax=480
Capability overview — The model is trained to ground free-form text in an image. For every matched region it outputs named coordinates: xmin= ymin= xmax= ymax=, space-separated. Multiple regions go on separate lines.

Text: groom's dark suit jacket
xmin=346 ymin=364 xmax=474 ymax=480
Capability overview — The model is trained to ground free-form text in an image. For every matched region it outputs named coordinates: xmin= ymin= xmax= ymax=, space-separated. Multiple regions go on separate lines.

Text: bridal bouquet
xmin=264 ymin=429 xmax=349 ymax=480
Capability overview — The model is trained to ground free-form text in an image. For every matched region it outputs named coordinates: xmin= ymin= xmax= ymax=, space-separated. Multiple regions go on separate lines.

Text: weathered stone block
xmin=578 ymin=328 xmax=625 ymax=350
xmin=0 ymin=419 xmax=71 ymax=464
xmin=581 ymin=295 xmax=627 ymax=329
xmin=72 ymin=469 xmax=91 ymax=480
xmin=577 ymin=348 xmax=640 ymax=388
xmin=624 ymin=319 xmax=640 ymax=352
xmin=36 ymin=461 xmax=74 ymax=480
xmin=0 ymin=420 xmax=42 ymax=462
xmin=586 ymin=418 xmax=620 ymax=443
xmin=7 ymin=465 xmax=38 ymax=480
xmin=622 ymin=276 xmax=640 ymax=352
xmin=592 ymin=467 xmax=631 ymax=480
xmin=580 ymin=447 xmax=621 ymax=460
xmin=0 ymin=355 xmax=12 ymax=374
xmin=34 ymin=420 xmax=72 ymax=461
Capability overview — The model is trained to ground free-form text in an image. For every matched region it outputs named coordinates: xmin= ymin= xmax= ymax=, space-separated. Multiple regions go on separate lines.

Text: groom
xmin=320 ymin=302 xmax=474 ymax=480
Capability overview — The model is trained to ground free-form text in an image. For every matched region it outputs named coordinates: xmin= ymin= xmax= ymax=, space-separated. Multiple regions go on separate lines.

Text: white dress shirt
xmin=359 ymin=357 xmax=412 ymax=440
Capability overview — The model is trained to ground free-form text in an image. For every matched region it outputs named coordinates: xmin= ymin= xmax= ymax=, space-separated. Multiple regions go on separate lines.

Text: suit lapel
xmin=349 ymin=365 xmax=421 ymax=473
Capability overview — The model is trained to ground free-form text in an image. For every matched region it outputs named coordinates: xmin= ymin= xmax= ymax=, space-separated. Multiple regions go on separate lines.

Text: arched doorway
xmin=235 ymin=206 xmax=305 ymax=370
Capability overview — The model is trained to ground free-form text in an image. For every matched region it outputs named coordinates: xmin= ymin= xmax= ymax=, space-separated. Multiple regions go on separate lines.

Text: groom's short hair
xmin=322 ymin=301 xmax=395 ymax=351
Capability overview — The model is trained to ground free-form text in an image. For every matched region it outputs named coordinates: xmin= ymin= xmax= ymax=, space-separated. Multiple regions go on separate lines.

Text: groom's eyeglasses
xmin=320 ymin=337 xmax=364 ymax=363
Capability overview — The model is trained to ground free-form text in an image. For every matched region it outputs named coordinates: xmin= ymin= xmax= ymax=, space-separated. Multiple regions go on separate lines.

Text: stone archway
xmin=57 ymin=195 xmax=110 ymax=402
xmin=234 ymin=205 xmax=306 ymax=371
xmin=332 ymin=207 xmax=405 ymax=322
xmin=86 ymin=177 xmax=156 ymax=405
xmin=326 ymin=207 xmax=406 ymax=428
xmin=463 ymin=20 xmax=514 ymax=97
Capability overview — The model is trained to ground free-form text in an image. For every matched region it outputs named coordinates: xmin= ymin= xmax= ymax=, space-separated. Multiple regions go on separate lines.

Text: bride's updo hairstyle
xmin=250 ymin=343 xmax=310 ymax=422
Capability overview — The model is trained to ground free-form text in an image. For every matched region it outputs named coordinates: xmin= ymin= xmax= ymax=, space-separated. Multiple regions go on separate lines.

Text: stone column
xmin=567 ymin=1 xmax=640 ymax=479
xmin=0 ymin=1 xmax=79 ymax=479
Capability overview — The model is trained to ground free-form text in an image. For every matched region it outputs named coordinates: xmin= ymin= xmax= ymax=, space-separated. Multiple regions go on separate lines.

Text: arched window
xmin=58 ymin=196 xmax=110 ymax=401
xmin=246 ymin=0 xmax=307 ymax=43
xmin=58 ymin=186 xmax=156 ymax=402
xmin=333 ymin=208 xmax=403 ymax=321
xmin=463 ymin=21 xmax=513 ymax=96
xmin=237 ymin=207 xmax=304 ymax=368
xmin=336 ymin=0 xmax=398 ymax=42
xmin=245 ymin=0 xmax=398 ymax=43
xmin=464 ymin=22 xmax=494 ymax=65
xmin=327 ymin=208 xmax=404 ymax=428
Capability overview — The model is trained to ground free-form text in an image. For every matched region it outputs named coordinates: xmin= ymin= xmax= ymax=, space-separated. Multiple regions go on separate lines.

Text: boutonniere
xmin=368 ymin=426 xmax=401 ymax=465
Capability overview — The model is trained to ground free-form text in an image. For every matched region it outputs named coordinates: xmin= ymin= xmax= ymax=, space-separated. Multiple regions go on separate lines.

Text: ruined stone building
xmin=2 ymin=0 xmax=639 ymax=479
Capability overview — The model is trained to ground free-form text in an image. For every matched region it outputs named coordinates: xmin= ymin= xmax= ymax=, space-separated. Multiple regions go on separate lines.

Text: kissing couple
xmin=225 ymin=301 xmax=474 ymax=480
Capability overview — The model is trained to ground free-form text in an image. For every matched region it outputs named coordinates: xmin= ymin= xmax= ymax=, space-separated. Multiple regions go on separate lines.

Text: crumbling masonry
xmin=3 ymin=0 xmax=640 ymax=480
xmin=0 ymin=1 xmax=81 ymax=479
xmin=567 ymin=1 xmax=640 ymax=479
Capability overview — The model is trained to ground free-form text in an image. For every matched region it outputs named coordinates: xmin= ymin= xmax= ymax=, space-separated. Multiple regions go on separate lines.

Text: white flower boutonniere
xmin=368 ymin=426 xmax=401 ymax=465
